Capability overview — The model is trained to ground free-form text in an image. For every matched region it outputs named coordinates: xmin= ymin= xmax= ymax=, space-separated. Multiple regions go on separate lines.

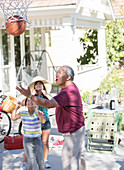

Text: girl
xmin=11 ymin=98 xmax=45 ymax=170
xmin=21 ymin=76 xmax=52 ymax=169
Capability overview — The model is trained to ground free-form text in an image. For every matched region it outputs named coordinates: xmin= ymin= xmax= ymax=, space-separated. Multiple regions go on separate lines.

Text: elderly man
xmin=16 ymin=65 xmax=86 ymax=170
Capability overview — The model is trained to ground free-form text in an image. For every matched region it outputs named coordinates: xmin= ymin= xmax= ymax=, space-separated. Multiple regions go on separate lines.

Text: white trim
xmin=77 ymin=65 xmax=101 ymax=74
xmin=76 ymin=0 xmax=114 ymax=18
xmin=29 ymin=18 xmax=63 ymax=28
xmin=41 ymin=28 xmax=45 ymax=50
xmin=115 ymin=16 xmax=124 ymax=19
xmin=98 ymin=27 xmax=107 ymax=66
xmin=9 ymin=35 xmax=16 ymax=97
xmin=107 ymin=0 xmax=115 ymax=20
xmin=28 ymin=5 xmax=76 ymax=12
xmin=27 ymin=10 xmax=74 ymax=17
xmin=29 ymin=27 xmax=34 ymax=51
xmin=1 ymin=65 xmax=10 ymax=69
xmin=63 ymin=17 xmax=73 ymax=26
xmin=20 ymin=33 xmax=25 ymax=61
xmin=76 ymin=0 xmax=84 ymax=13
xmin=71 ymin=13 xmax=104 ymax=23
xmin=28 ymin=14 xmax=105 ymax=28
xmin=76 ymin=20 xmax=101 ymax=29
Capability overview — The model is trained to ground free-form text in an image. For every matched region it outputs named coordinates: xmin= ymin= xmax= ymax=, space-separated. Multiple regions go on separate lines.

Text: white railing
xmin=48 ymin=64 xmax=107 ymax=92
xmin=77 ymin=64 xmax=100 ymax=74
xmin=1 ymin=65 xmax=10 ymax=92
xmin=48 ymin=66 xmax=59 ymax=84
xmin=48 ymin=64 xmax=102 ymax=83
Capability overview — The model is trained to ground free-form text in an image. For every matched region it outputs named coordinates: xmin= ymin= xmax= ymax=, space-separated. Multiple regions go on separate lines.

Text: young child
xmin=11 ymin=98 xmax=45 ymax=170
xmin=29 ymin=76 xmax=52 ymax=168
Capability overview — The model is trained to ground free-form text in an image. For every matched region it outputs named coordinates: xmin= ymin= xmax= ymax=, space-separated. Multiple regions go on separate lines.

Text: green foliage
xmin=2 ymin=29 xmax=21 ymax=67
xmin=2 ymin=29 xmax=10 ymax=65
xmin=120 ymin=5 xmax=124 ymax=15
xmin=77 ymin=29 xmax=98 ymax=65
xmin=14 ymin=36 xmax=21 ymax=67
xmin=105 ymin=20 xmax=124 ymax=67
xmin=98 ymin=69 xmax=124 ymax=100
xmin=81 ymin=91 xmax=90 ymax=103
xmin=118 ymin=110 xmax=124 ymax=131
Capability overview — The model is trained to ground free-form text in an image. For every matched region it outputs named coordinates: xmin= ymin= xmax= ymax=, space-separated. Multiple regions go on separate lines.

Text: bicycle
xmin=0 ymin=90 xmax=22 ymax=143
xmin=0 ymin=90 xmax=11 ymax=143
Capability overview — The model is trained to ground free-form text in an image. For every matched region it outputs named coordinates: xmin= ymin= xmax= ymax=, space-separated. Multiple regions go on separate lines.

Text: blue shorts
xmin=41 ymin=120 xmax=51 ymax=131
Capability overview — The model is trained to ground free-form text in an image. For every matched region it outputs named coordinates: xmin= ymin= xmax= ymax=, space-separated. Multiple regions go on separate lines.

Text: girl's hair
xmin=24 ymin=98 xmax=36 ymax=106
xmin=63 ymin=65 xmax=75 ymax=81
xmin=24 ymin=98 xmax=28 ymax=106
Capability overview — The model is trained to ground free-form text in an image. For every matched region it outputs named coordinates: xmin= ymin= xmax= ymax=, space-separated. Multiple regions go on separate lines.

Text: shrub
xmin=98 ymin=69 xmax=124 ymax=102
xmin=81 ymin=91 xmax=90 ymax=103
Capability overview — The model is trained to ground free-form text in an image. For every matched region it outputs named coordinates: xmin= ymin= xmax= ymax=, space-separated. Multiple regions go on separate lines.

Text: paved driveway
xmin=0 ymin=109 xmax=124 ymax=170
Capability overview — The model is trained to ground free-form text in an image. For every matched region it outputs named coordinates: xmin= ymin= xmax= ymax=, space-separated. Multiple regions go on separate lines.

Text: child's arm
xmin=35 ymin=105 xmax=46 ymax=124
xmin=21 ymin=98 xmax=26 ymax=106
xmin=11 ymin=102 xmax=21 ymax=120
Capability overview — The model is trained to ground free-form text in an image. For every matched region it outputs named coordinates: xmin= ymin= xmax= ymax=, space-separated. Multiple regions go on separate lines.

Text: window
xmin=34 ymin=28 xmax=42 ymax=51
xmin=2 ymin=29 xmax=10 ymax=65
xmin=45 ymin=31 xmax=51 ymax=47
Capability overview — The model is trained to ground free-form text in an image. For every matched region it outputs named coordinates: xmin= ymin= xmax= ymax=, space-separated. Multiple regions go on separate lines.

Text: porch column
xmin=62 ymin=17 xmax=78 ymax=82
xmin=29 ymin=27 xmax=35 ymax=69
xmin=9 ymin=35 xmax=16 ymax=97
xmin=41 ymin=28 xmax=45 ymax=50
xmin=40 ymin=28 xmax=48 ymax=79
xmin=98 ymin=25 xmax=107 ymax=66
xmin=20 ymin=33 xmax=25 ymax=61
xmin=97 ymin=24 xmax=108 ymax=80
xmin=30 ymin=27 xmax=34 ymax=51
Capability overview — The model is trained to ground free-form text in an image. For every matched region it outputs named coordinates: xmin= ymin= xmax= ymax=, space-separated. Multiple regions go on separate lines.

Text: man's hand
xmin=16 ymin=85 xmax=31 ymax=98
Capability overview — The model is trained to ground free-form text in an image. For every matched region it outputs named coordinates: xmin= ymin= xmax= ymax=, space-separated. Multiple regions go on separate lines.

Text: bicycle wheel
xmin=0 ymin=111 xmax=11 ymax=143
xmin=18 ymin=121 xmax=23 ymax=135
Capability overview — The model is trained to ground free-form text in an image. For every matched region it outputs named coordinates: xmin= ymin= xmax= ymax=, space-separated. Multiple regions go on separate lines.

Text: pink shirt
xmin=53 ymin=83 xmax=85 ymax=133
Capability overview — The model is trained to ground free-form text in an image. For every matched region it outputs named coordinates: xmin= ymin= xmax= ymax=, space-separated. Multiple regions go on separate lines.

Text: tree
xmin=77 ymin=29 xmax=98 ymax=65
xmin=105 ymin=20 xmax=124 ymax=67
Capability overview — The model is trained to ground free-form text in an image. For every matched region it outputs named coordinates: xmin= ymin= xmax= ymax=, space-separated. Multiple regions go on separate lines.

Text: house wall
xmin=46 ymin=25 xmax=107 ymax=92
xmin=76 ymin=65 xmax=107 ymax=92
xmin=0 ymin=0 xmax=113 ymax=96
xmin=0 ymin=24 xmax=107 ymax=96
xmin=46 ymin=28 xmax=85 ymax=66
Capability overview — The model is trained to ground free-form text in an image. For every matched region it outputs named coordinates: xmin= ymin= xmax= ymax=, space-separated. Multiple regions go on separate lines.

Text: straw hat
xmin=29 ymin=76 xmax=52 ymax=94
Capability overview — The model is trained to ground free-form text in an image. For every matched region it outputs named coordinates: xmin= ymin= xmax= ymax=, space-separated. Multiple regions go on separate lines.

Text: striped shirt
xmin=20 ymin=110 xmax=41 ymax=138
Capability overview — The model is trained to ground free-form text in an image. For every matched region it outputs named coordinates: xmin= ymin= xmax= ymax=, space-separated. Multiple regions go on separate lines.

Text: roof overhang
xmin=0 ymin=0 xmax=115 ymax=29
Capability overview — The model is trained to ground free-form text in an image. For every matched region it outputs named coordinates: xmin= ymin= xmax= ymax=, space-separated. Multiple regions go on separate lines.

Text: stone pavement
xmin=0 ymin=130 xmax=124 ymax=170
xmin=0 ymin=107 xmax=124 ymax=170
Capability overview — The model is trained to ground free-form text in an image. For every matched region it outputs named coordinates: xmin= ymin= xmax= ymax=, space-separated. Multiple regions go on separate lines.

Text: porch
xmin=0 ymin=0 xmax=114 ymax=96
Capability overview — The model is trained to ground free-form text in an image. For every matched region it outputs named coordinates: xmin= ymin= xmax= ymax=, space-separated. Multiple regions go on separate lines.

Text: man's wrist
xmin=28 ymin=94 xmax=33 ymax=100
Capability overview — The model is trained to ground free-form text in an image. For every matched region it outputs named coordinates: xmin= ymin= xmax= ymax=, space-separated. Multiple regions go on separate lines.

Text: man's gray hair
xmin=64 ymin=65 xmax=75 ymax=81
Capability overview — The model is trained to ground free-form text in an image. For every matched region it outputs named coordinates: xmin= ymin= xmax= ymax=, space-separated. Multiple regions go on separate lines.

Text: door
xmin=1 ymin=29 xmax=11 ymax=93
